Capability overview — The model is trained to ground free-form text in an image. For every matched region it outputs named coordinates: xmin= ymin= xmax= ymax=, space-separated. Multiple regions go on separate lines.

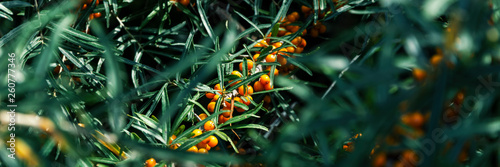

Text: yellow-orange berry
xmin=291 ymin=12 xmax=299 ymax=20
xmin=93 ymin=12 xmax=102 ymax=18
xmin=179 ymin=0 xmax=189 ymax=6
xmin=430 ymin=54 xmax=443 ymax=67
xmin=238 ymin=85 xmax=254 ymax=96
xmin=260 ymin=74 xmax=271 ymax=85
xmin=253 ymin=81 xmax=264 ymax=92
xmin=295 ymin=47 xmax=304 ymax=53
xmin=239 ymin=59 xmax=254 ymax=71
xmin=301 ymin=5 xmax=312 ymax=14
xmin=242 ymin=96 xmax=252 ymax=105
xmin=192 ymin=129 xmax=202 ymax=138
xmin=253 ymin=53 xmax=260 ymax=61
xmin=204 ymin=121 xmax=215 ymax=131
xmin=205 ymin=93 xmax=215 ymax=99
xmin=277 ymin=55 xmax=287 ymax=66
xmin=266 ymin=54 xmax=277 ymax=62
xmin=169 ymin=135 xmax=176 ymax=144
xmin=145 ymin=158 xmax=157 ymax=167
xmin=222 ymin=111 xmax=231 ymax=117
xmin=187 ymin=146 xmax=198 ymax=152
xmin=199 ymin=113 xmax=207 ymax=121
xmin=207 ymin=136 xmax=218 ymax=147
xmin=413 ymin=68 xmax=426 ymax=82
xmin=198 ymin=148 xmax=208 ymax=153
xmin=207 ymin=102 xmax=216 ymax=112
xmin=264 ymin=83 xmax=274 ymax=90
xmin=287 ymin=14 xmax=297 ymax=22
xmin=299 ymin=39 xmax=307 ymax=48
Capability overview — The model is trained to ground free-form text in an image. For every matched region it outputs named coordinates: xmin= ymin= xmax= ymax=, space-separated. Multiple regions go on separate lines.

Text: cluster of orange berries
xmin=80 ymin=0 xmax=102 ymax=20
xmin=413 ymin=48 xmax=455 ymax=82
xmin=253 ymin=37 xmax=303 ymax=75
xmin=168 ymin=127 xmax=218 ymax=154
xmin=204 ymin=81 xmax=254 ymax=124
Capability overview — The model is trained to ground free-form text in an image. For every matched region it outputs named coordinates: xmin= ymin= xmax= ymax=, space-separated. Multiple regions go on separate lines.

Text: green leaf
xmin=235 ymin=10 xmax=264 ymax=37
xmin=220 ymin=124 xmax=268 ymax=131
xmin=196 ymin=0 xmax=216 ymax=44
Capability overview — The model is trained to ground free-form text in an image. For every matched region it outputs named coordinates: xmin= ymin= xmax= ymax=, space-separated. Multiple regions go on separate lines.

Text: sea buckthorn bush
xmin=1 ymin=0 xmax=500 ymax=166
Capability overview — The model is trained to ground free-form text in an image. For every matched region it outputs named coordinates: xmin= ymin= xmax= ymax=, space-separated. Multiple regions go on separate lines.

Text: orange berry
xmin=299 ymin=39 xmax=307 ymax=48
xmin=263 ymin=95 xmax=271 ymax=103
xmin=253 ymin=54 xmax=260 ymax=61
xmin=254 ymin=43 xmax=264 ymax=47
xmin=207 ymin=136 xmax=218 ymax=147
xmin=266 ymin=54 xmax=277 ymax=62
xmin=260 ymin=74 xmax=271 ymax=85
xmin=218 ymin=114 xmax=230 ymax=123
xmin=82 ymin=4 xmax=88 ymax=10
xmin=260 ymin=39 xmax=269 ymax=46
xmin=253 ymin=81 xmax=264 ymax=92
xmin=242 ymin=96 xmax=252 ymax=105
xmin=272 ymin=42 xmax=283 ymax=48
xmin=197 ymin=141 xmax=208 ymax=149
xmin=214 ymin=83 xmax=222 ymax=90
xmin=239 ymin=59 xmax=254 ymax=71
xmin=179 ymin=0 xmax=189 ymax=6
xmin=454 ymin=91 xmax=465 ymax=105
xmin=291 ymin=12 xmax=299 ymax=20
xmin=238 ymin=85 xmax=253 ymax=96
xmin=264 ymin=83 xmax=274 ymax=90
xmin=301 ymin=5 xmax=312 ymax=14
xmin=266 ymin=66 xmax=279 ymax=75
xmin=199 ymin=113 xmax=207 ymax=121
xmin=198 ymin=148 xmax=208 ymax=153
xmin=192 ymin=129 xmax=202 ymax=138
xmin=222 ymin=111 xmax=231 ymax=117
xmin=169 ymin=135 xmax=177 ymax=144
xmin=371 ymin=153 xmax=386 ymax=167
xmin=231 ymin=70 xmax=242 ymax=77
xmin=290 ymin=26 xmax=300 ymax=33
xmin=207 ymin=102 xmax=216 ymax=112
xmin=295 ymin=47 xmax=304 ymax=53
xmin=319 ymin=25 xmax=327 ymax=33
xmin=211 ymin=94 xmax=221 ymax=102
xmin=291 ymin=37 xmax=301 ymax=46
xmin=202 ymin=136 xmax=211 ymax=144
xmin=286 ymin=46 xmax=295 ymax=53
xmin=234 ymin=96 xmax=243 ymax=104
xmin=430 ymin=54 xmax=443 ymax=67
xmin=187 ymin=146 xmax=198 ymax=152
xmin=413 ymin=68 xmax=426 ymax=82
xmin=287 ymin=14 xmax=297 ymax=22
xmin=302 ymin=29 xmax=307 ymax=36
xmin=145 ymin=158 xmax=157 ymax=167
xmin=277 ymin=55 xmax=287 ymax=66
xmin=204 ymin=121 xmax=215 ymax=131
xmin=409 ymin=112 xmax=425 ymax=128
xmin=310 ymin=29 xmax=319 ymax=38
xmin=88 ymin=14 xmax=94 ymax=20
xmin=278 ymin=30 xmax=287 ymax=36
xmin=205 ymin=92 xmax=215 ymax=99
xmin=93 ymin=12 xmax=102 ymax=18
